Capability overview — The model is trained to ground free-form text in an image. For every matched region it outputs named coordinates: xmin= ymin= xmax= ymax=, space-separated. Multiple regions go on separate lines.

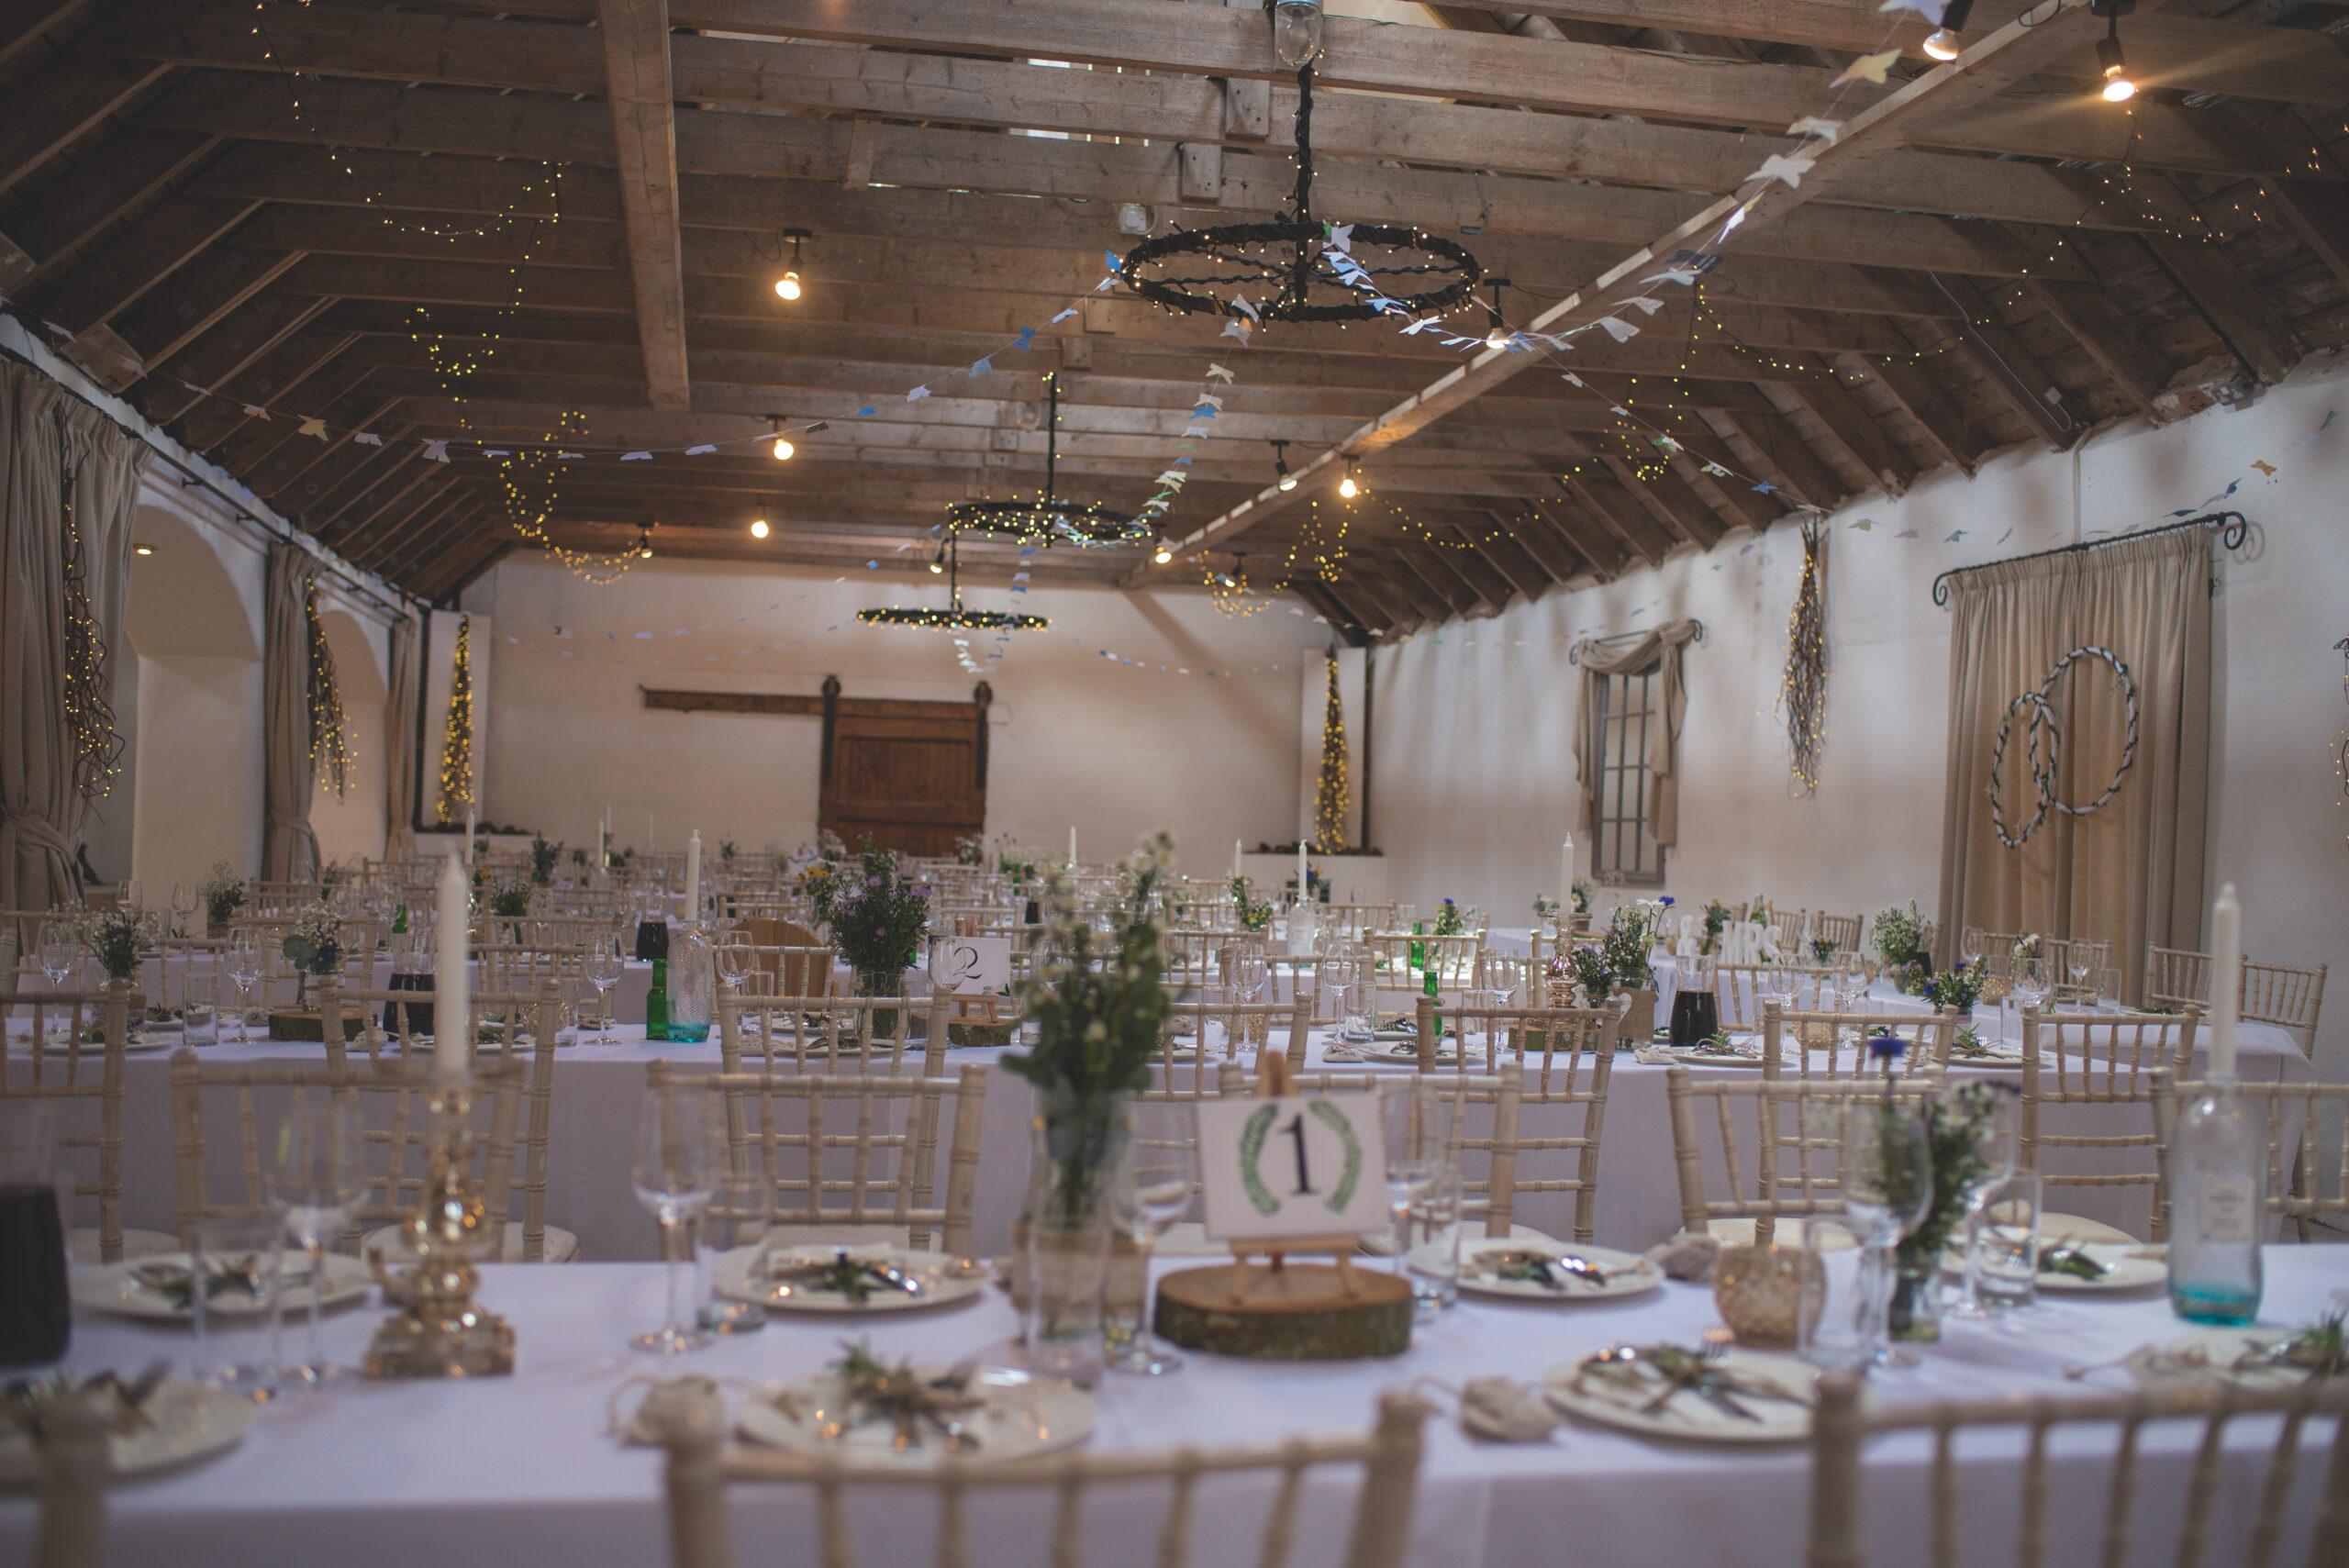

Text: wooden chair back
xmin=2144 ymin=943 xmax=2213 ymax=1012
xmin=1806 ymin=1365 xmax=2349 ymax=1568
xmin=650 ymin=1383 xmax=1430 ymax=1568
xmin=2020 ymin=1004 xmax=2196 ymax=1242
xmin=672 ymin=1057 xmax=987 ymax=1257
xmin=718 ymin=992 xmax=947 ymax=1077
xmin=2177 ymin=1074 xmax=2349 ymax=1235
xmin=2243 ymin=958 xmax=2327 ymax=1056
xmin=1664 ymin=1068 xmax=1943 ymax=1247
xmin=1421 ymin=1004 xmax=1614 ymax=1241
xmin=1714 ymin=963 xmax=1835 ymax=1029
xmin=1810 ymin=911 xmax=1863 ymax=955
xmin=0 ymin=984 xmax=138 ymax=1260
xmin=1160 ymin=994 xmax=1310 ymax=1080
xmin=1763 ymin=1003 xmax=1953 ymax=1080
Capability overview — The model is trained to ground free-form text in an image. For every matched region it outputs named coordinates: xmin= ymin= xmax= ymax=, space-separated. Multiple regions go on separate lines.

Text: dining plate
xmin=737 ymin=1363 xmax=1093 ymax=1466
xmin=0 ymin=1379 xmax=257 ymax=1485
xmin=1379 ymin=1042 xmax=1462 ymax=1065
xmin=2164 ymin=1327 xmax=2323 ymax=1388
xmin=1448 ymin=1239 xmax=1664 ymax=1303
xmin=714 ymin=1245 xmax=985 ymax=1314
xmin=2033 ymin=1242 xmax=2167 ymax=1294
xmin=72 ymin=1251 xmax=374 ymax=1321
xmin=1542 ymin=1346 xmax=1820 ymax=1445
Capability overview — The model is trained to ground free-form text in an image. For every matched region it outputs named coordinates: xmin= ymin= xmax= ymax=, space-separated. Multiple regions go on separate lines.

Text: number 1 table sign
xmin=1154 ymin=1058 xmax=1414 ymax=1360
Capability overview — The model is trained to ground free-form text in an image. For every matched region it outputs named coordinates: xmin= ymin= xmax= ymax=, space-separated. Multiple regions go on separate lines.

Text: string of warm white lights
xmin=55 ymin=406 xmax=121 ymax=800
xmin=1314 ymin=652 xmax=1350 ymax=851
xmin=304 ymin=584 xmax=352 ymax=797
xmin=434 ymin=617 xmax=473 ymax=822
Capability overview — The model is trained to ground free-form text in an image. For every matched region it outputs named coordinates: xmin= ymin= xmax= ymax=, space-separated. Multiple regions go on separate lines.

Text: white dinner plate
xmin=738 ymin=1363 xmax=1093 ymax=1466
xmin=715 ymin=1245 xmax=985 ymax=1314
xmin=1542 ymin=1347 xmax=1820 ymax=1445
xmin=1379 ymin=1042 xmax=1462 ymax=1065
xmin=2033 ymin=1242 xmax=2167 ymax=1294
xmin=1449 ymin=1239 xmax=1664 ymax=1303
xmin=72 ymin=1251 xmax=374 ymax=1321
xmin=0 ymin=1380 xmax=257 ymax=1485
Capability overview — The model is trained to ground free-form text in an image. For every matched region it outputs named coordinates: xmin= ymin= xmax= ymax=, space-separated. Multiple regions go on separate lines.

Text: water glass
xmin=632 ymin=1082 xmax=718 ymax=1353
xmin=37 ymin=940 xmax=75 ymax=989
xmin=264 ymin=1090 xmax=365 ymax=1386
xmin=1108 ymin=1100 xmax=1195 ymax=1377
xmin=1314 ymin=954 xmax=1352 ymax=1030
xmin=1796 ymin=1218 xmax=1874 ymax=1372
xmin=1379 ymin=1079 xmax=1444 ymax=1267
xmin=182 ymin=972 xmax=218 ymax=1048
xmin=1969 ymin=1169 xmax=2042 ymax=1312
xmin=186 ymin=1213 xmax=285 ymax=1400
xmin=1404 ymin=1167 xmax=1464 ymax=1318
xmin=2094 ymin=967 xmax=2123 ymax=1011
xmin=696 ymin=1167 xmax=770 ymax=1336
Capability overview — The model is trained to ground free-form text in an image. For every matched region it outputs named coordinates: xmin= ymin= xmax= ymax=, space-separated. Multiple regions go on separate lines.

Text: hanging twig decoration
xmin=305 ymin=586 xmax=351 ymax=798
xmin=2334 ymin=635 xmax=2347 ymax=847
xmin=435 ymin=617 xmax=474 ymax=824
xmin=1780 ymin=515 xmax=1828 ymax=795
xmin=55 ymin=407 xmax=122 ymax=800
xmin=1314 ymin=654 xmax=1349 ymax=851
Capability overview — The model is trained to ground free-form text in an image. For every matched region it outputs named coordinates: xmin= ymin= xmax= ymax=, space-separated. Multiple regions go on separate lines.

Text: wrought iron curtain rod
xmin=1567 ymin=619 xmax=1704 ymax=665
xmin=1930 ymin=511 xmax=2251 ymax=607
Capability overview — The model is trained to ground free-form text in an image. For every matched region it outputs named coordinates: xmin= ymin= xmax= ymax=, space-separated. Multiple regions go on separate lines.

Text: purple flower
xmin=1660 ymin=895 xmax=1675 ymax=906
xmin=1867 ymin=1033 xmax=1906 ymax=1061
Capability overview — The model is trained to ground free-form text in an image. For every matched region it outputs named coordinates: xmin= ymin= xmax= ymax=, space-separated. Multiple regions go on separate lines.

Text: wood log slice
xmin=1152 ymin=1262 xmax=1412 ymax=1360
xmin=268 ymin=1007 xmax=365 ymax=1042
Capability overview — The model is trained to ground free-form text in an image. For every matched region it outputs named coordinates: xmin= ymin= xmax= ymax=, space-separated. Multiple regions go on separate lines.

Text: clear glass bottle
xmin=2167 ymin=1076 xmax=2265 ymax=1325
xmin=667 ymin=923 xmax=713 ymax=1044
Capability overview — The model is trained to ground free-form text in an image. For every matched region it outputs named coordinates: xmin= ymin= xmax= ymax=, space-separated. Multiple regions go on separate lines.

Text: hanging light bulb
xmin=772 ymin=228 xmax=810 ymax=302
xmin=774 ymin=272 xmax=801 ymax=301
xmin=1920 ymin=0 xmax=1971 ymax=61
xmin=636 ymin=526 xmax=656 ymax=560
xmin=1271 ymin=439 xmax=1297 ymax=492
xmin=1483 ymin=278 xmax=1512 ymax=351
xmin=772 ymin=438 xmax=796 ymax=461
xmin=1154 ymin=544 xmax=1174 ymax=564
xmin=1271 ymin=0 xmax=1324 ymax=67
xmin=2094 ymin=2 xmax=2135 ymax=101
xmin=1338 ymin=463 xmax=1359 ymax=500
xmin=930 ymin=540 xmax=948 ymax=574
xmin=749 ymin=518 xmax=770 ymax=539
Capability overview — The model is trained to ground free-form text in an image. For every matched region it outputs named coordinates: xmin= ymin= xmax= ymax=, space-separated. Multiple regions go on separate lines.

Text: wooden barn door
xmin=818 ymin=678 xmax=991 ymax=857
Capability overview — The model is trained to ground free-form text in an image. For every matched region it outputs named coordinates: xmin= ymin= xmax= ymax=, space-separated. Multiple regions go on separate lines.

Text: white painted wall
xmin=1368 ymin=362 xmax=2349 ymax=1083
xmin=465 ymin=557 xmax=1335 ymax=872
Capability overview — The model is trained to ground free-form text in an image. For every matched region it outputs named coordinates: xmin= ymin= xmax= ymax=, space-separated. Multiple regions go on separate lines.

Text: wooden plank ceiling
xmin=2 ymin=0 xmax=2345 ymax=628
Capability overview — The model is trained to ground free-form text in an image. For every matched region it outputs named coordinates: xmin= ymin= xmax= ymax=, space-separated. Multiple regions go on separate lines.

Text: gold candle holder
xmin=362 ymin=1084 xmax=515 ymax=1379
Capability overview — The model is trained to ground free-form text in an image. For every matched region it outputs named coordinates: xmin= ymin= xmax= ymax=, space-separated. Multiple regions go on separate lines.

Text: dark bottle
xmin=645 ymin=959 xmax=670 ymax=1042
xmin=634 ymin=917 xmax=670 ymax=964
xmin=0 ymin=1184 xmax=69 ymax=1368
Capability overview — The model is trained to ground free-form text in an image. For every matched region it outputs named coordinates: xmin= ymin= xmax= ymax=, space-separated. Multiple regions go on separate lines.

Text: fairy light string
xmin=435 ymin=617 xmax=474 ymax=822
xmin=1314 ymin=651 xmax=1349 ymax=851
xmin=305 ymin=583 xmax=352 ymax=797
xmin=55 ymin=406 xmax=121 ymax=799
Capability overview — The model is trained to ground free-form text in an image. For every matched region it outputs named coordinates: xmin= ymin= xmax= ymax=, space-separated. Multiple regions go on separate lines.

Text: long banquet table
xmin=5 ymin=1249 xmax=2344 ymax=1568
xmin=72 ymin=987 xmax=2314 ymax=1264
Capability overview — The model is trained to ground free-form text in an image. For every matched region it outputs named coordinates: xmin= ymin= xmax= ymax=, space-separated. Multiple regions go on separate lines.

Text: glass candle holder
xmin=1712 ymin=1242 xmax=1825 ymax=1351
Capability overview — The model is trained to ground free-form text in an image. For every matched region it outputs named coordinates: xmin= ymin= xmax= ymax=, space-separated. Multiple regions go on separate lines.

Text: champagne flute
xmin=632 ymin=1082 xmax=718 ymax=1353
xmin=225 ymin=940 xmax=261 ymax=1043
xmin=264 ymin=1089 xmax=365 ymax=1386
xmin=585 ymin=941 xmax=624 ymax=1041
xmin=1108 ymin=1099 xmax=1196 ymax=1376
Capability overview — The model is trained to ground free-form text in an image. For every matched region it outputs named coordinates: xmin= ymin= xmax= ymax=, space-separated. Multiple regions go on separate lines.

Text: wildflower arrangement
xmin=529 ymin=835 xmax=562 ymax=885
xmin=828 ymin=838 xmax=931 ymax=979
xmin=1230 ymin=874 xmax=1273 ymax=933
xmin=1432 ymin=898 xmax=1468 ymax=937
xmin=1922 ymin=959 xmax=1987 ymax=1014
xmin=197 ymin=861 xmax=245 ymax=928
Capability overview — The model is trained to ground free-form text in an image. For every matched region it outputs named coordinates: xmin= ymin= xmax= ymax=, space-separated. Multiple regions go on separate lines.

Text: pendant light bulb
xmin=1279 ymin=473 xmax=1297 ymax=492
xmin=772 ymin=438 xmax=795 ymax=462
xmin=1271 ymin=0 xmax=1324 ymax=67
xmin=1338 ymin=473 xmax=1358 ymax=499
xmin=1921 ymin=28 xmax=1960 ymax=60
xmin=749 ymin=518 xmax=770 ymax=539
xmin=2096 ymin=11 xmax=2134 ymax=101
xmin=1921 ymin=3 xmax=1971 ymax=63
xmin=1154 ymin=545 xmax=1174 ymax=564
xmin=775 ymin=271 xmax=801 ymax=301
xmin=1271 ymin=439 xmax=1297 ymax=492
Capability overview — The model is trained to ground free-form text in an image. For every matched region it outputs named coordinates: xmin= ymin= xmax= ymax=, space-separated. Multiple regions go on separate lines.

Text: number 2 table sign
xmin=1154 ymin=1059 xmax=1415 ymax=1360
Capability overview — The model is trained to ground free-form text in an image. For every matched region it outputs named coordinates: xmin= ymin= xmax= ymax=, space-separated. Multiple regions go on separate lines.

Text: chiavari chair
xmin=1714 ymin=963 xmax=1835 ymax=1030
xmin=1 ymin=984 xmax=173 ymax=1262
xmin=1665 ymin=1067 xmax=1943 ymax=1248
xmin=1762 ymin=1001 xmax=1954 ymax=1081
xmin=2021 ymin=1003 xmax=2199 ymax=1244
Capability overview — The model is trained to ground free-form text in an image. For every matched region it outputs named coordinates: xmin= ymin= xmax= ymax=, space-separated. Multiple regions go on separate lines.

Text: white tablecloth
xmin=4 ymin=1250 xmax=2343 ymax=1568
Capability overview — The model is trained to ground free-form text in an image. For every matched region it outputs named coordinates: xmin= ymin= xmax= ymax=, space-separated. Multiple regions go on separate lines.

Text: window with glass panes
xmin=1593 ymin=662 xmax=1664 ymax=884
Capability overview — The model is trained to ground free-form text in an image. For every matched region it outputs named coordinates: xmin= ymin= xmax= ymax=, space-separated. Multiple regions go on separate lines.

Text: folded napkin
xmin=1319 ymin=1042 xmax=1374 ymax=1063
xmin=1410 ymin=1378 xmax=1553 ymax=1443
xmin=1642 ymin=1229 xmax=1720 ymax=1282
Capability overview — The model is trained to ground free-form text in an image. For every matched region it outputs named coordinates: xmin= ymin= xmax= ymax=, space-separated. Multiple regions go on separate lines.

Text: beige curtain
xmin=262 ymin=540 xmax=319 ymax=881
xmin=384 ymin=612 xmax=419 ymax=861
xmin=0 ymin=361 xmax=148 ymax=911
xmin=1936 ymin=529 xmax=2211 ymax=1002
xmin=1572 ymin=619 xmax=1699 ymax=846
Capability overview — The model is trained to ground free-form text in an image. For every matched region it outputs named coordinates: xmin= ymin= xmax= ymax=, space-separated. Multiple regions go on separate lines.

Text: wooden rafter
xmin=596 ymin=0 xmax=691 ymax=411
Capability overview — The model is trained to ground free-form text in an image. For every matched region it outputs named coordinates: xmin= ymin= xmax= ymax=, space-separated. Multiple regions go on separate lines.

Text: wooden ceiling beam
xmin=1842 ymin=350 xmax=1990 ymax=477
xmin=1381 ymin=546 xmax=1477 ymax=621
xmin=1662 ymin=423 xmax=1783 ymax=534
xmin=30 ymin=195 xmax=261 ymax=339
xmin=2261 ymin=178 xmax=2349 ymax=296
xmin=2022 ymin=278 xmax=2175 ymax=425
xmin=414 ymin=531 xmax=517 ymax=606
xmin=0 ymin=0 xmax=82 ymax=70
xmin=1353 ymin=558 xmax=1449 ymax=627
xmin=1289 ymin=579 xmax=1372 ymax=643
xmin=1926 ymin=273 xmax=2080 ymax=451
xmin=1598 ymin=453 xmax=1721 ymax=551
xmin=1469 ymin=516 xmax=1560 ymax=600
xmin=4 ymin=129 xmax=220 ymax=280
xmin=174 ymin=324 xmax=358 ymax=452
xmin=2135 ymin=227 xmax=2303 ymax=390
xmin=88 ymin=3 xmax=2207 ymax=234
xmin=204 ymin=360 xmax=375 ymax=481
xmin=255 ymin=395 xmax=406 ymax=515
xmin=1774 ymin=370 xmax=1920 ymax=499
xmin=136 ymin=292 xmax=334 ymax=427
xmin=133 ymin=74 xmax=2084 ymax=281
xmin=369 ymin=495 xmax=489 ymax=585
xmin=1497 ymin=505 xmax=1585 ymax=587
xmin=1329 ymin=564 xmax=1417 ymax=633
xmin=1526 ymin=499 xmax=1624 ymax=580
xmin=1564 ymin=473 xmax=1668 ymax=570
xmin=596 ymin=0 xmax=691 ymax=412
xmin=306 ymin=432 xmax=428 ymax=539
xmin=0 ymin=55 xmax=173 ymax=197
xmin=341 ymin=475 xmax=471 ymax=566
xmin=102 ymin=242 xmax=304 ymax=392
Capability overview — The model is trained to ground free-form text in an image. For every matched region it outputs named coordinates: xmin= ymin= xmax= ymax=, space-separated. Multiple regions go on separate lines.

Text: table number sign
xmin=930 ymin=936 xmax=1011 ymax=991
xmin=1195 ymin=1093 xmax=1386 ymax=1242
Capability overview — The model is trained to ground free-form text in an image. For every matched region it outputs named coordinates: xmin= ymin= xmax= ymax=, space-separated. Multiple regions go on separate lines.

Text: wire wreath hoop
xmin=1117 ymin=64 xmax=1481 ymax=326
xmin=1987 ymin=645 xmax=2140 ymax=849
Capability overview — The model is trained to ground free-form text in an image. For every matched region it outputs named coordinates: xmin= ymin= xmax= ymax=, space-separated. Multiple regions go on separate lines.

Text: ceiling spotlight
xmin=2093 ymin=1 xmax=2135 ymax=101
xmin=1271 ymin=439 xmax=1297 ymax=492
xmin=749 ymin=518 xmax=770 ymax=539
xmin=1920 ymin=0 xmax=1971 ymax=61
xmin=1154 ymin=545 xmax=1174 ymax=564
xmin=1483 ymin=278 xmax=1513 ymax=351
xmin=636 ymin=526 xmax=655 ymax=560
xmin=771 ymin=228 xmax=810 ymax=301
xmin=1337 ymin=460 xmax=1362 ymax=500
xmin=930 ymin=540 xmax=948 ymax=574
xmin=134 ymin=544 xmax=153 ymax=556
xmin=772 ymin=438 xmax=795 ymax=462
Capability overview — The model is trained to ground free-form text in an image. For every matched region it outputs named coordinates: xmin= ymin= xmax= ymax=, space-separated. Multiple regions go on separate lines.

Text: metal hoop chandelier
xmin=858 ymin=531 xmax=1049 ymax=632
xmin=945 ymin=373 xmax=1144 ymax=548
xmin=1118 ymin=63 xmax=1481 ymax=327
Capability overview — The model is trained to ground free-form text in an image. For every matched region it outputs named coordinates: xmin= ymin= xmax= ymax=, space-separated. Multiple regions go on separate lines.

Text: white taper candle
xmin=685 ymin=830 xmax=702 ymax=921
xmin=2209 ymin=884 xmax=2241 ymax=1079
xmin=435 ymin=854 xmax=470 ymax=1087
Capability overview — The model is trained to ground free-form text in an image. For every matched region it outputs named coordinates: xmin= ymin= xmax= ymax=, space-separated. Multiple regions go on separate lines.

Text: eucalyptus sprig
xmin=2238 ymin=1310 xmax=2349 ymax=1379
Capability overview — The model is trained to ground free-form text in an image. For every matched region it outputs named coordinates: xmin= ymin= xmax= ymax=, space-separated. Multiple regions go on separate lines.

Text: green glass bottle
xmin=1422 ymin=964 xmax=1442 ymax=1042
xmin=1409 ymin=919 xmax=1426 ymax=972
xmin=390 ymin=903 xmax=407 ymax=936
xmin=645 ymin=958 xmax=669 ymax=1041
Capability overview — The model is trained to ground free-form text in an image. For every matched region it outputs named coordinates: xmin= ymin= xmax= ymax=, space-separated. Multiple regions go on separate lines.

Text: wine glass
xmin=1231 ymin=948 xmax=1269 ymax=1011
xmin=696 ymin=1165 xmax=770 ymax=1337
xmin=1476 ymin=953 xmax=1522 ymax=1063
xmin=1109 ymin=1099 xmax=1197 ymax=1376
xmin=170 ymin=882 xmax=196 ymax=939
xmin=225 ymin=940 xmax=261 ymax=1043
xmin=264 ymin=1089 xmax=365 ymax=1386
xmin=1958 ymin=928 xmax=1985 ymax=972
xmin=585 ymin=941 xmax=624 ymax=1041
xmin=928 ymin=936 xmax=969 ymax=999
xmin=1378 ymin=1079 xmax=1445 ymax=1274
xmin=37 ymin=940 xmax=75 ymax=991
xmin=1948 ymin=1084 xmax=2023 ymax=1320
xmin=1837 ymin=1094 xmax=1934 ymax=1367
xmin=1314 ymin=954 xmax=1352 ymax=1038
xmin=716 ymin=934 xmax=752 ymax=994
xmin=632 ymin=1082 xmax=718 ymax=1353
xmin=2014 ymin=957 xmax=2050 ymax=1015
xmin=2066 ymin=946 xmax=2095 ymax=1006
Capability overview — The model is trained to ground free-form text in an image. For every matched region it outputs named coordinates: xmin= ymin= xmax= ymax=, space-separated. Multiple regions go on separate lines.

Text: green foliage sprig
xmin=828 ymin=838 xmax=931 ymax=977
xmin=1922 ymin=959 xmax=1987 ymax=1014
xmin=1897 ymin=1080 xmax=2009 ymax=1263
xmin=197 ymin=861 xmax=245 ymax=927
xmin=1230 ymin=874 xmax=1273 ymax=932
xmin=529 ymin=836 xmax=561 ymax=885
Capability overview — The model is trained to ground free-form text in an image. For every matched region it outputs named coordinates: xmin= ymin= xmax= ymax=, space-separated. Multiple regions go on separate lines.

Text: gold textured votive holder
xmin=1711 ymin=1243 xmax=1825 ymax=1351
xmin=362 ymin=1083 xmax=515 ymax=1379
